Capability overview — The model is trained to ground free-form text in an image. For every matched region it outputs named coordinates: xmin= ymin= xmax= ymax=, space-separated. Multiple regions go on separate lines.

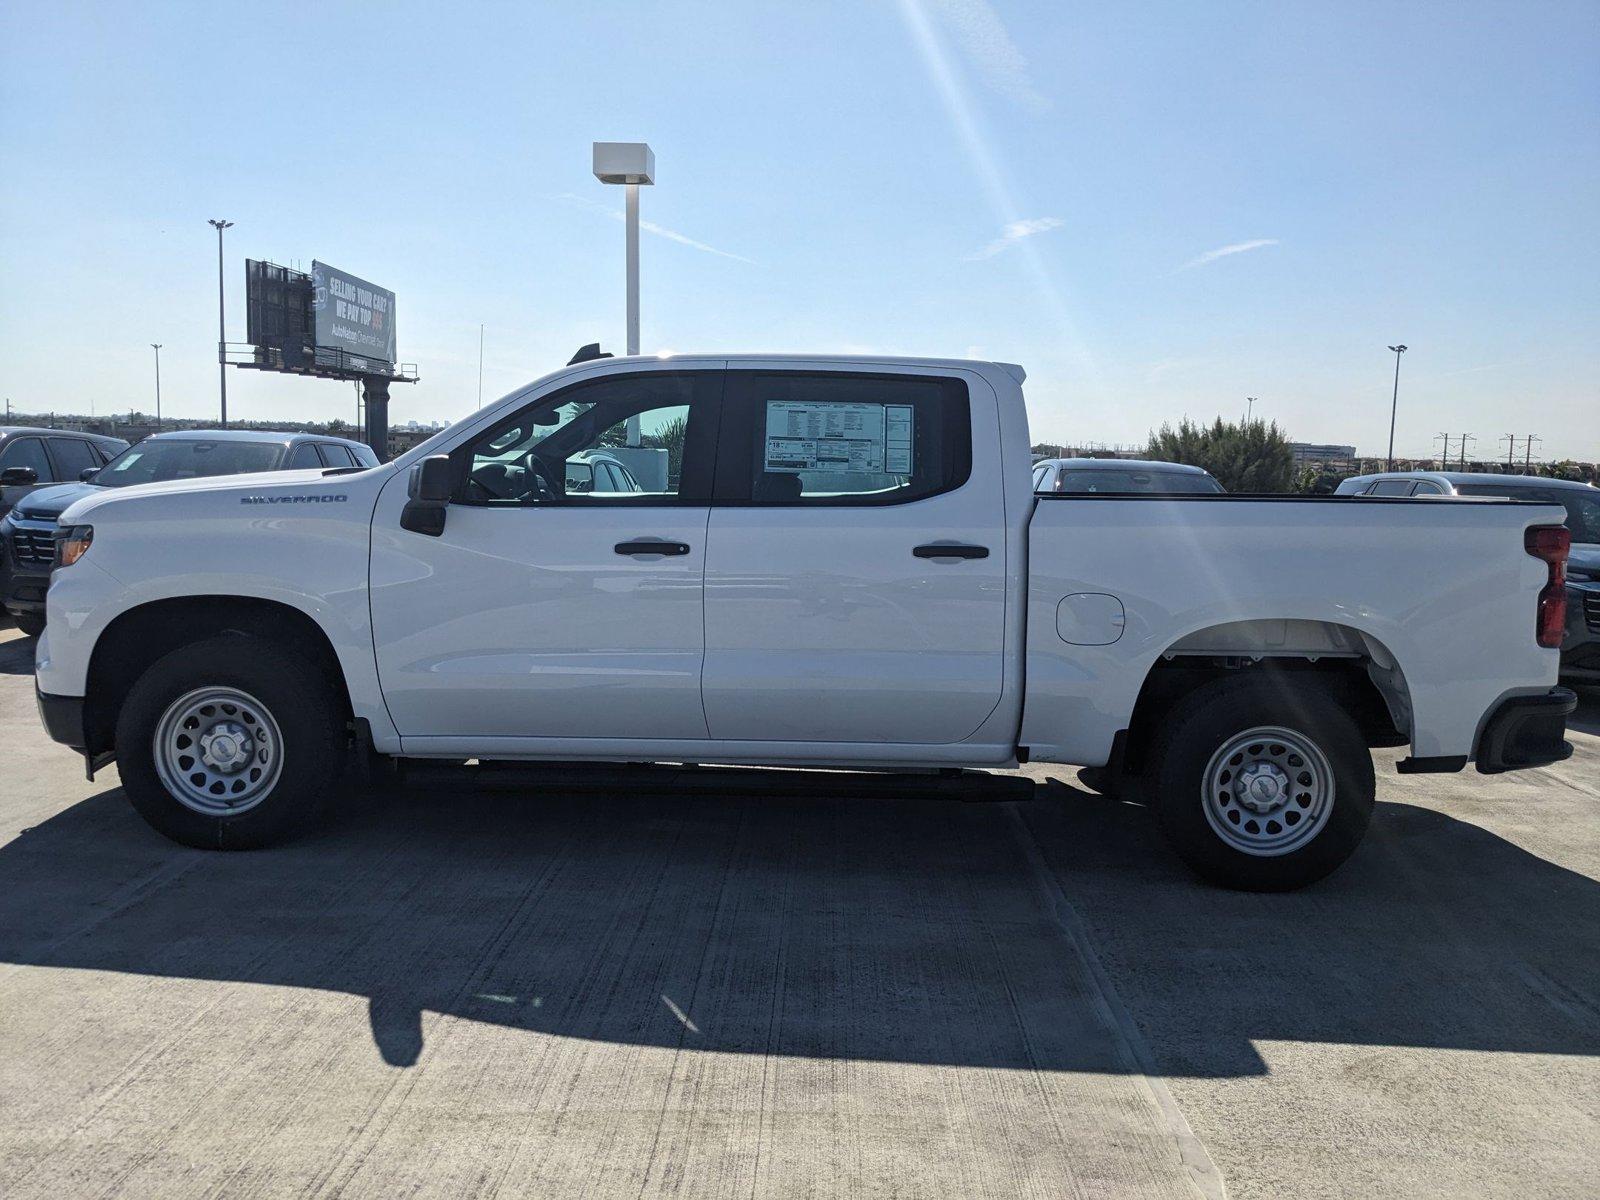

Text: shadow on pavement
xmin=1567 ymin=688 xmax=1600 ymax=736
xmin=2 ymin=769 xmax=1597 ymax=1076
xmin=0 ymin=629 xmax=36 ymax=676
xmin=1021 ymin=786 xmax=1600 ymax=1079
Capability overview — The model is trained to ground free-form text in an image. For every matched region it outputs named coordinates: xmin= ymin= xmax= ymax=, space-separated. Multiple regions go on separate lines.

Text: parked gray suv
xmin=0 ymin=427 xmax=129 ymax=521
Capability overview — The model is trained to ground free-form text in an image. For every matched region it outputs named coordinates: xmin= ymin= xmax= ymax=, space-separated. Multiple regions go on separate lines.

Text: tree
xmin=1146 ymin=417 xmax=1297 ymax=493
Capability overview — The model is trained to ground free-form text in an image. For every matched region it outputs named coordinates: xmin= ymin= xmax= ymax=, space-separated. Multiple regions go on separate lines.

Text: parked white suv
xmin=35 ymin=356 xmax=1575 ymax=889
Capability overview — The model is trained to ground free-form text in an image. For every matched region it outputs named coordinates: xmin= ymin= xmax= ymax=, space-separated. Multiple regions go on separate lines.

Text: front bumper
xmin=1475 ymin=687 xmax=1577 ymax=774
xmin=36 ymin=686 xmax=88 ymax=752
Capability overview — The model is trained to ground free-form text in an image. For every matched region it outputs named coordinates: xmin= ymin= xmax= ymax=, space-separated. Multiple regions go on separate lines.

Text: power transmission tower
xmin=1434 ymin=432 xmax=1453 ymax=468
xmin=1524 ymin=434 xmax=1542 ymax=472
xmin=1501 ymin=433 xmax=1517 ymax=471
xmin=1458 ymin=433 xmax=1475 ymax=470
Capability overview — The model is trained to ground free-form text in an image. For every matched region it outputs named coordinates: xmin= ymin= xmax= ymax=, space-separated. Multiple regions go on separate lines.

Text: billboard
xmin=312 ymin=261 xmax=396 ymax=365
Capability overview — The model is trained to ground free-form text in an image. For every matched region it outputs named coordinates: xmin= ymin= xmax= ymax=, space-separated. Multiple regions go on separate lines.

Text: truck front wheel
xmin=1147 ymin=675 xmax=1375 ymax=891
xmin=115 ymin=636 xmax=343 ymax=849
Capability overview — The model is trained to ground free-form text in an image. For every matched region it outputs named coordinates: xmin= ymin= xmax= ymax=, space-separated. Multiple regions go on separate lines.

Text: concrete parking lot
xmin=1 ymin=621 xmax=1596 ymax=1198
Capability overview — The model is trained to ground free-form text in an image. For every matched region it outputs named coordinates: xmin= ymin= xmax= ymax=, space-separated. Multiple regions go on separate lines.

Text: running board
xmin=396 ymin=760 xmax=1038 ymax=803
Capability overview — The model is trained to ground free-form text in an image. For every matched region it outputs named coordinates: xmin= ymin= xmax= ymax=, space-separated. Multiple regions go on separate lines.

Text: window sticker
xmin=764 ymin=401 xmax=915 ymax=475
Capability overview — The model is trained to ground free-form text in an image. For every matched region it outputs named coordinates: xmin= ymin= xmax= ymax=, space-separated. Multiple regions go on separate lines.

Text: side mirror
xmin=401 ymin=454 xmax=452 ymax=536
xmin=0 ymin=466 xmax=39 ymax=487
xmin=80 ymin=467 xmax=101 ymax=482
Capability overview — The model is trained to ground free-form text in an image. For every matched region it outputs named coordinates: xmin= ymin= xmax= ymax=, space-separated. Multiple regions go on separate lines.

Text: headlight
xmin=54 ymin=525 xmax=93 ymax=569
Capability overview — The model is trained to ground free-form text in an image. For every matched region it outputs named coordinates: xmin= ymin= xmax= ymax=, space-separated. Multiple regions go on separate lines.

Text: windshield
xmin=96 ymin=440 xmax=286 ymax=487
xmin=1053 ymin=469 xmax=1223 ymax=494
xmin=1456 ymin=484 xmax=1600 ymax=544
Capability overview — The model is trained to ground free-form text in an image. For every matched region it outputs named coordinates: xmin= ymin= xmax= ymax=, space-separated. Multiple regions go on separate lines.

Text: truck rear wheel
xmin=115 ymin=636 xmax=343 ymax=849
xmin=1147 ymin=675 xmax=1374 ymax=891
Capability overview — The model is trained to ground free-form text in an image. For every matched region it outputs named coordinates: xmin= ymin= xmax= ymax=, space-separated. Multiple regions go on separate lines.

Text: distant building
xmin=1290 ymin=442 xmax=1357 ymax=469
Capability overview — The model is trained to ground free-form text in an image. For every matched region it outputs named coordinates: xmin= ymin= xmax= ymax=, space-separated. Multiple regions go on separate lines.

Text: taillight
xmin=1524 ymin=525 xmax=1570 ymax=649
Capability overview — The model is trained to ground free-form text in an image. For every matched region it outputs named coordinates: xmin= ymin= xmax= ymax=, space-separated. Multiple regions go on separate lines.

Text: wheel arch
xmin=84 ymin=595 xmax=355 ymax=758
xmin=1117 ymin=618 xmax=1413 ymax=776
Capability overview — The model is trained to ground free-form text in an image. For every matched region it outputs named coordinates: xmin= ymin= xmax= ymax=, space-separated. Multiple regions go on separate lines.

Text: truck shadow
xmin=0 ymin=627 xmax=37 ymax=675
xmin=1 ymin=771 xmax=1596 ymax=1077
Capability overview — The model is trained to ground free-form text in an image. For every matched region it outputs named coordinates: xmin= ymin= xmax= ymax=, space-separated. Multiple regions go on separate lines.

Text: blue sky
xmin=2 ymin=0 xmax=1596 ymax=459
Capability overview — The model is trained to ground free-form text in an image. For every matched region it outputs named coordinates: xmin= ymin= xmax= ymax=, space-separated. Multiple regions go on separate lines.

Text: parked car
xmin=0 ymin=427 xmax=128 ymax=521
xmin=563 ymin=449 xmax=643 ymax=494
xmin=33 ymin=356 xmax=1574 ymax=890
xmin=1336 ymin=471 xmax=1600 ymax=684
xmin=2 ymin=429 xmax=377 ymax=636
xmin=1032 ymin=457 xmax=1224 ymax=494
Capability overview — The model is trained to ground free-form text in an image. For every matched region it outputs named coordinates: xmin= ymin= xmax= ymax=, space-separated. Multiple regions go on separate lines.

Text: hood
xmin=58 ymin=468 xmax=341 ymax=523
xmin=58 ymin=467 xmax=393 ymax=525
xmin=8 ymin=481 xmax=102 ymax=522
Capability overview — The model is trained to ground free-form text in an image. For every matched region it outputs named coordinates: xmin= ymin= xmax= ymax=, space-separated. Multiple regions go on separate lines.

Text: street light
xmin=1245 ymin=396 xmax=1257 ymax=423
xmin=593 ymin=143 xmax=655 ymax=446
xmin=150 ymin=344 xmax=163 ymax=428
xmin=208 ymin=219 xmax=233 ymax=427
xmin=1385 ymin=344 xmax=1407 ymax=470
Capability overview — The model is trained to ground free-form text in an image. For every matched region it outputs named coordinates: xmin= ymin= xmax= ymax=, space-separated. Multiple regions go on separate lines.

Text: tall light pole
xmin=1385 ymin=344 xmax=1407 ymax=470
xmin=593 ymin=142 xmax=655 ymax=444
xmin=1245 ymin=396 xmax=1257 ymax=423
xmin=150 ymin=344 xmax=163 ymax=428
xmin=208 ymin=219 xmax=233 ymax=426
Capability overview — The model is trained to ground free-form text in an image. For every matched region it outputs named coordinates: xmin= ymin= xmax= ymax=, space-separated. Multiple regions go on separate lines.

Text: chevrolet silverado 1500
xmin=34 ymin=356 xmax=1576 ymax=889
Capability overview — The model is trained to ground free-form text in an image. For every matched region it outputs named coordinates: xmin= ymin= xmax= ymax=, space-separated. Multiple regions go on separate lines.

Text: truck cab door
xmin=369 ymin=368 xmax=723 ymax=743
xmin=701 ymin=366 xmax=1008 ymax=744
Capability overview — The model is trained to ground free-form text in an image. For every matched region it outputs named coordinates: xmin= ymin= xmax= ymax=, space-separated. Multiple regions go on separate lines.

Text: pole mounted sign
xmin=312 ymin=261 xmax=397 ymax=367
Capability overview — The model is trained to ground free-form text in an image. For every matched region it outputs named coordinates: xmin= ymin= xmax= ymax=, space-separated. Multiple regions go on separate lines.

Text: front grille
xmin=9 ymin=526 xmax=56 ymax=567
xmin=1584 ymin=592 xmax=1600 ymax=635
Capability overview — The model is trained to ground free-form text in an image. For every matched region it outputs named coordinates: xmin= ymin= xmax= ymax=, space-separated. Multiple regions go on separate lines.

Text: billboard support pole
xmin=209 ymin=220 xmax=234 ymax=427
xmin=362 ymin=375 xmax=391 ymax=463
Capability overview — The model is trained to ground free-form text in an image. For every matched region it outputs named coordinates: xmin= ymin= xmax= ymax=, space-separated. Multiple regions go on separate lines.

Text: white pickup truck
xmin=34 ymin=355 xmax=1576 ymax=889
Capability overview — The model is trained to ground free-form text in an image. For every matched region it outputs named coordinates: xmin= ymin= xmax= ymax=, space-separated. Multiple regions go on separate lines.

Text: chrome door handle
xmin=615 ymin=540 xmax=691 ymax=557
xmin=913 ymin=543 xmax=989 ymax=560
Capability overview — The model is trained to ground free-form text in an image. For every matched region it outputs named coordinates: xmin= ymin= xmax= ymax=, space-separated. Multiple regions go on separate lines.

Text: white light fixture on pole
xmin=593 ymin=141 xmax=655 ymax=445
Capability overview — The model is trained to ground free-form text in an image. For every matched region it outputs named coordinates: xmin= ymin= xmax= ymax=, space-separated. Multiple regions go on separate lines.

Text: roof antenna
xmin=568 ymin=343 xmax=614 ymax=366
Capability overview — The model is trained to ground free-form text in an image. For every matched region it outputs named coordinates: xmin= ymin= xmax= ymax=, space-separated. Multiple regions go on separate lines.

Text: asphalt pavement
xmin=0 ymin=620 xmax=1595 ymax=1198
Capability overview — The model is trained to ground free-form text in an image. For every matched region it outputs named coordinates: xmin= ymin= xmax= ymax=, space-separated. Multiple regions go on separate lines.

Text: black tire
xmin=115 ymin=635 xmax=344 ymax=849
xmin=15 ymin=612 xmax=45 ymax=639
xmin=1147 ymin=674 xmax=1375 ymax=891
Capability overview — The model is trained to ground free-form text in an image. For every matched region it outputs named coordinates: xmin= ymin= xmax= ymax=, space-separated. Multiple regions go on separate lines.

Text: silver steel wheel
xmin=1202 ymin=725 xmax=1334 ymax=857
xmin=152 ymin=686 xmax=284 ymax=817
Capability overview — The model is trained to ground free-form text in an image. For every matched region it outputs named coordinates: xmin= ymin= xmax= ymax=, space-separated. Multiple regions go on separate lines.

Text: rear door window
xmin=1368 ymin=480 xmax=1414 ymax=496
xmin=317 ymin=443 xmax=359 ymax=468
xmin=285 ymin=443 xmax=322 ymax=470
xmin=47 ymin=437 xmax=99 ymax=480
xmin=717 ymin=371 xmax=970 ymax=505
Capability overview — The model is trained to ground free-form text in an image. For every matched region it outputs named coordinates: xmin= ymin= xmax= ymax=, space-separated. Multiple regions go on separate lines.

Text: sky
xmin=2 ymin=0 xmax=1597 ymax=460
